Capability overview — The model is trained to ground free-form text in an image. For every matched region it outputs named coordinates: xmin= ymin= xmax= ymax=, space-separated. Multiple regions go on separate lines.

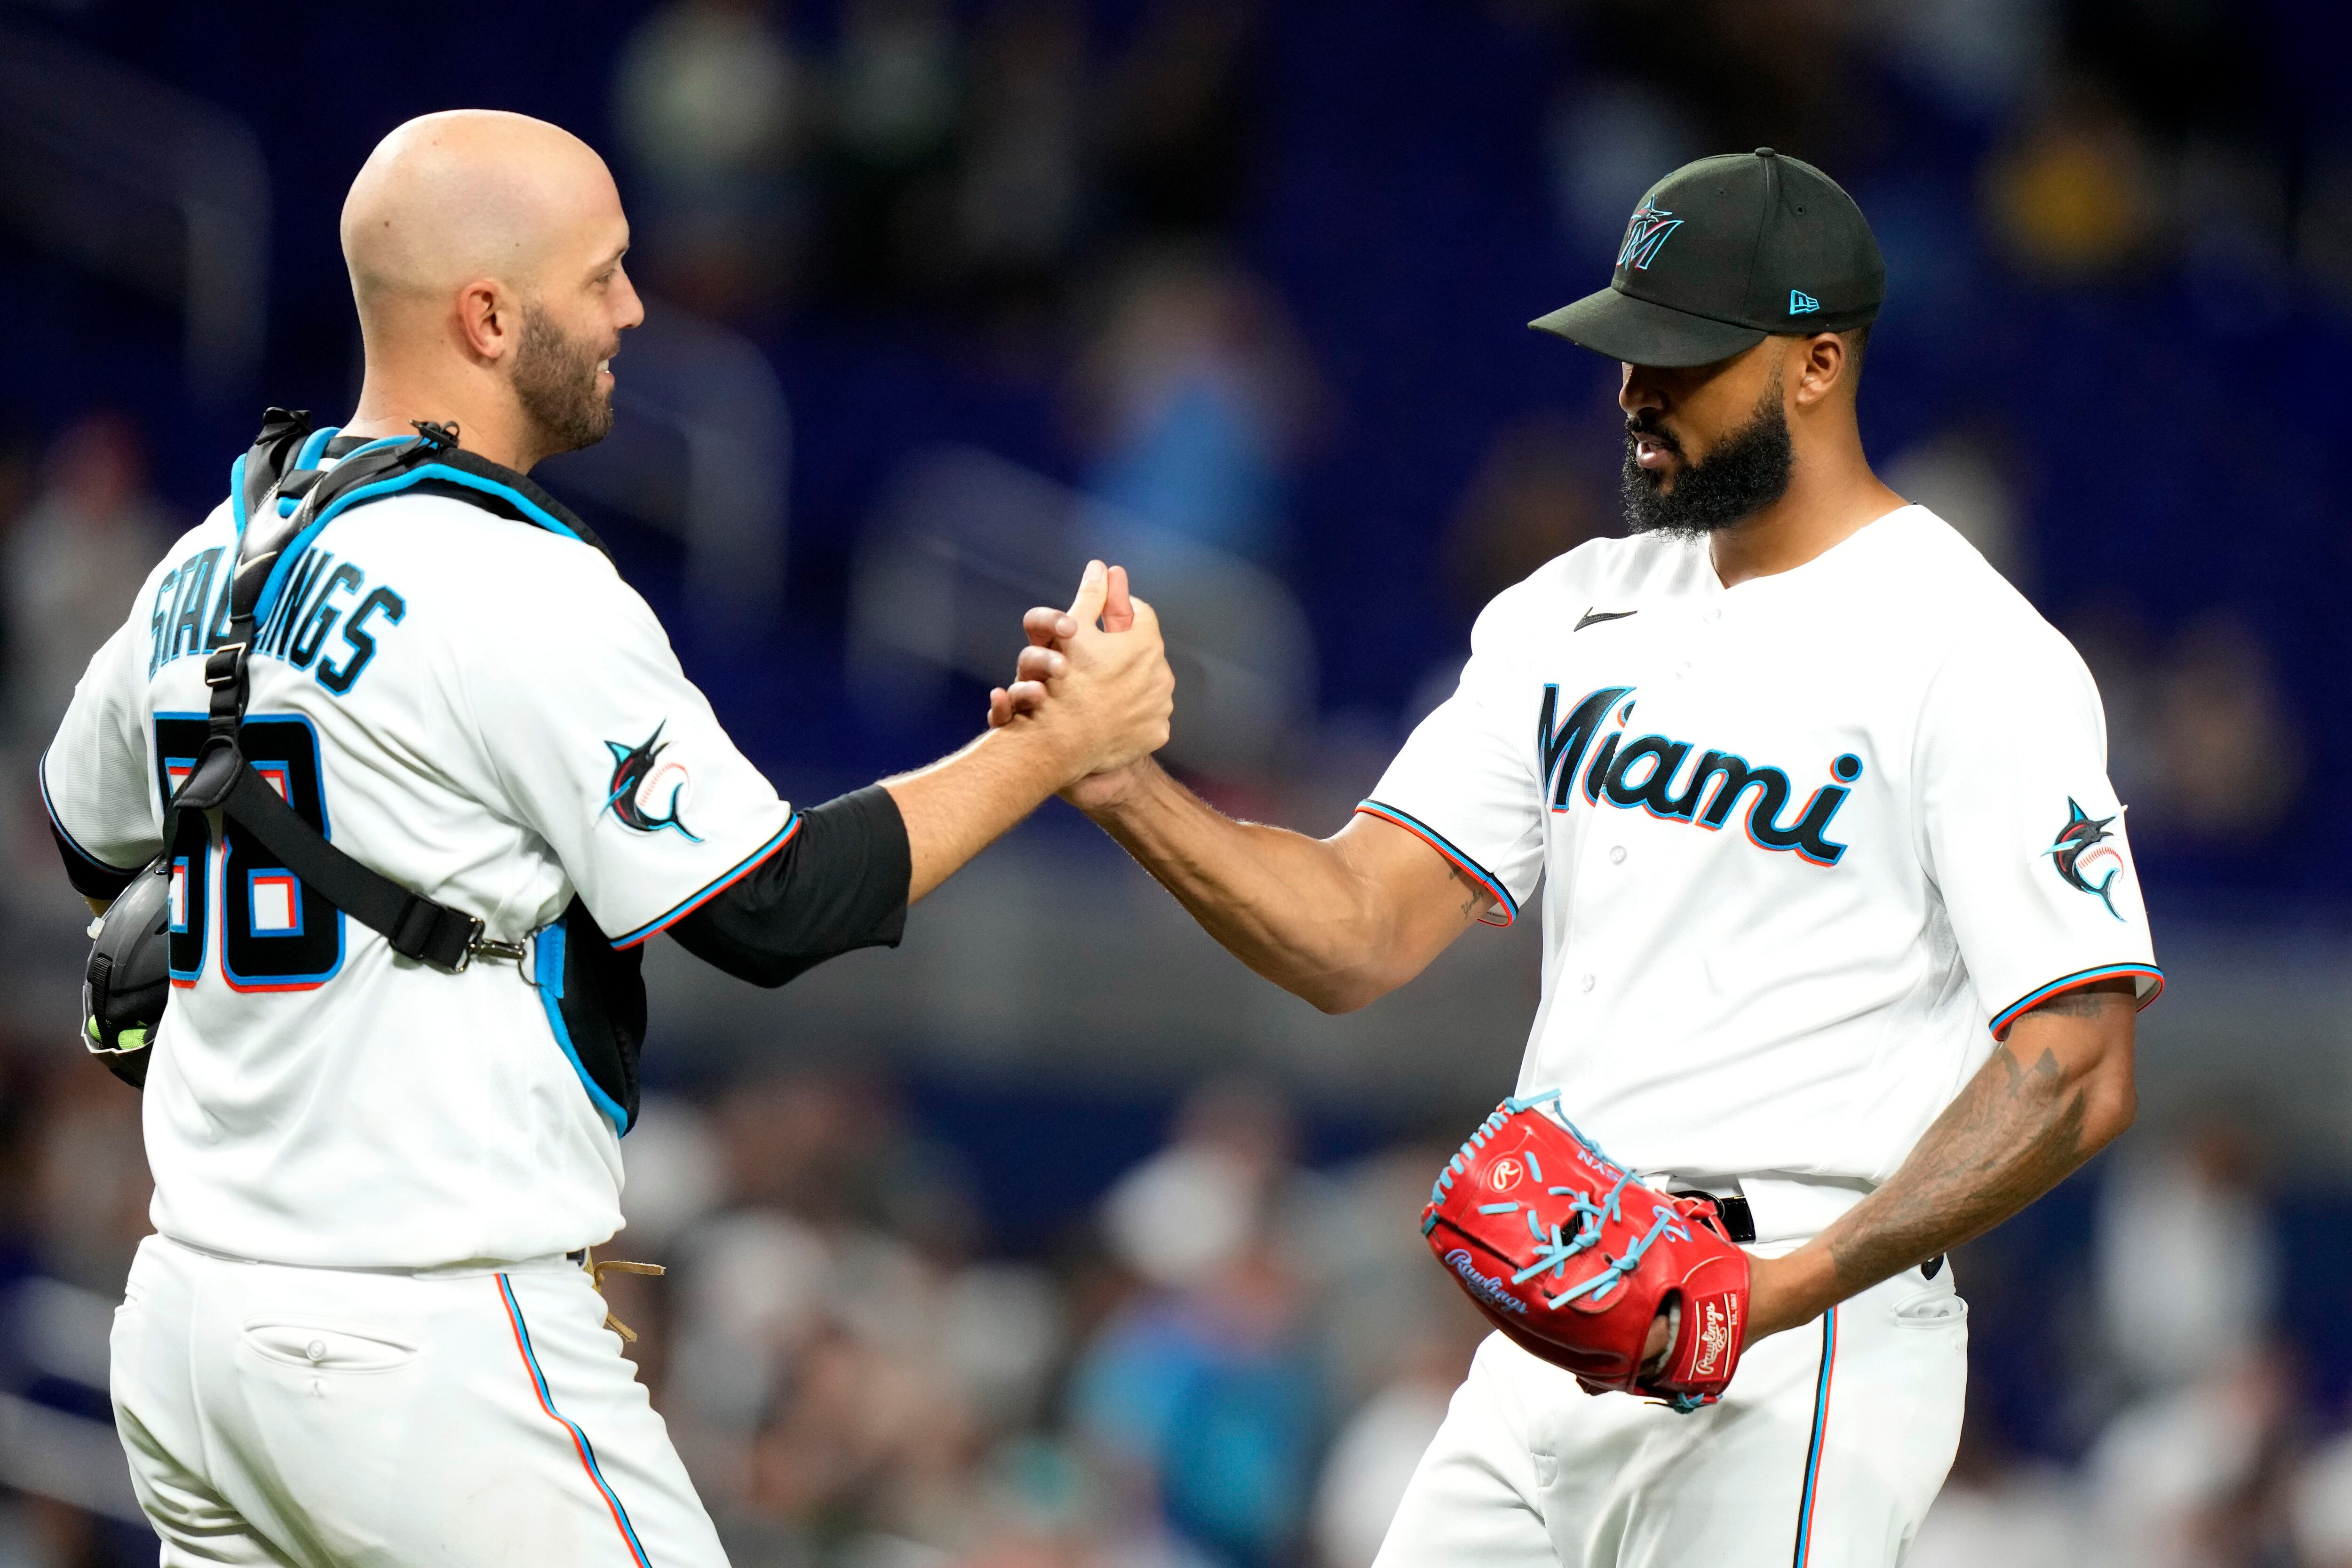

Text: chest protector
xmin=83 ymin=410 xmax=647 ymax=1133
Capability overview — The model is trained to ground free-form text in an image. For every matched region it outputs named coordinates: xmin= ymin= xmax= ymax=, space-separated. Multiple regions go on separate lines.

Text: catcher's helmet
xmin=82 ymin=858 xmax=172 ymax=1089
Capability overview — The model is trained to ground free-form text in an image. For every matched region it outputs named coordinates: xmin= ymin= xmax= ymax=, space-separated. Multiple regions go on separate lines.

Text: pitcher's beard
xmin=1621 ymin=388 xmax=1792 ymax=538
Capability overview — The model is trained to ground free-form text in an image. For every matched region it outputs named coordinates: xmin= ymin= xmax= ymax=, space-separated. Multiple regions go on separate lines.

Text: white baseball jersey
xmin=43 ymin=450 xmax=795 ymax=1269
xmin=1362 ymin=505 xmax=2159 ymax=1189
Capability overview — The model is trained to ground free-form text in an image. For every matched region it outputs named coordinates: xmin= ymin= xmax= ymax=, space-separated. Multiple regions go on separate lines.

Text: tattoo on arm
xmin=2026 ymin=989 xmax=2108 ymax=1018
xmin=1824 ymin=1040 xmax=2094 ymax=1296
xmin=1454 ymin=866 xmax=1489 ymax=924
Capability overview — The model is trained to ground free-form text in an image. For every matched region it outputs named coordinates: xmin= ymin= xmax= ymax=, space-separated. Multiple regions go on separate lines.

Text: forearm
xmin=883 ymin=720 xmax=1080 ymax=903
xmin=1750 ymin=984 xmax=2138 ymax=1337
xmin=1084 ymin=760 xmax=1420 ymax=1012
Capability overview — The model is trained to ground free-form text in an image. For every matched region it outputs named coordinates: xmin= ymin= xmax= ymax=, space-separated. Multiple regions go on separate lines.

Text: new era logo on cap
xmin=1789 ymin=289 xmax=1820 ymax=315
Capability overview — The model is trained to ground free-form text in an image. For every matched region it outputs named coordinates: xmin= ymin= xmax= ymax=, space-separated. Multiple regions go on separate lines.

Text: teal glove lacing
xmin=1428 ymin=1090 xmax=1691 ymax=1308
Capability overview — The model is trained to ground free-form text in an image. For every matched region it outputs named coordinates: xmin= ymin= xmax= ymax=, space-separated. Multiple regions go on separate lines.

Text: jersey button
xmin=1702 ymin=607 xmax=1722 ymax=624
xmin=1579 ymin=973 xmax=1596 ymax=993
xmin=1609 ymin=846 xmax=1626 ymax=865
xmin=306 ymin=1339 xmax=327 ymax=1363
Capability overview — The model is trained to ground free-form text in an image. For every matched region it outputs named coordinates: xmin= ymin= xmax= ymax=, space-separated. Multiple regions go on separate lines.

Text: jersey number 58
xmin=153 ymin=713 xmax=346 ymax=991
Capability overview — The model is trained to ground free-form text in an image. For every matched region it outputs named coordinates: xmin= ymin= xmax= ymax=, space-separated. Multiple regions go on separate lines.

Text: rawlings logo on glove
xmin=1422 ymin=1092 xmax=1753 ymax=1411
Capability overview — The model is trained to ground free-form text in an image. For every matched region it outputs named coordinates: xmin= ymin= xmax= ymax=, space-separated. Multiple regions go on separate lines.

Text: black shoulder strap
xmin=171 ymin=414 xmax=536 ymax=974
xmin=239 ymin=407 xmax=314 ymax=530
xmin=183 ymin=757 xmax=504 ymax=970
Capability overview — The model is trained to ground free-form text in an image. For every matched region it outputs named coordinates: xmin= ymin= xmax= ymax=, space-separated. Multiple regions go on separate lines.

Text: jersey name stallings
xmin=146 ymin=541 xmax=408 ymax=696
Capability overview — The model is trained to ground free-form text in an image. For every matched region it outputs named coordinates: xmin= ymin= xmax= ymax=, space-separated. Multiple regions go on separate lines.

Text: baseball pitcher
xmin=996 ymin=150 xmax=2158 ymax=1566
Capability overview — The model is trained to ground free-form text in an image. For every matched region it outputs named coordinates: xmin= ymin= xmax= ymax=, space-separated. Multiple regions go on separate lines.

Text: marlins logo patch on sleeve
xmin=604 ymin=725 xmax=700 ymax=841
xmin=2045 ymin=798 xmax=2122 ymax=918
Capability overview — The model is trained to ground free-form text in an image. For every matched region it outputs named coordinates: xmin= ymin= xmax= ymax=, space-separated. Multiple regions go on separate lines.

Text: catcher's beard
xmin=512 ymin=303 xmax=615 ymax=457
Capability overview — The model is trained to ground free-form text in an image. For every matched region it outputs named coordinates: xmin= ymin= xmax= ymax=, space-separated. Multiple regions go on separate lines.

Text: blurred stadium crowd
xmin=4 ymin=0 xmax=2352 ymax=1563
xmin=7 ymin=0 xmax=2350 ymax=872
xmin=0 ymin=1062 xmax=2350 ymax=1567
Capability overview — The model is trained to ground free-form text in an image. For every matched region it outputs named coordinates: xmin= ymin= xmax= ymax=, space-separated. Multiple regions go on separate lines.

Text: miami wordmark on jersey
xmin=1363 ymin=506 xmax=2159 ymax=1199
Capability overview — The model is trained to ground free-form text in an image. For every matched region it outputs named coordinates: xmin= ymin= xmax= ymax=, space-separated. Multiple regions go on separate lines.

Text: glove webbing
xmin=1438 ymin=1090 xmax=1691 ymax=1308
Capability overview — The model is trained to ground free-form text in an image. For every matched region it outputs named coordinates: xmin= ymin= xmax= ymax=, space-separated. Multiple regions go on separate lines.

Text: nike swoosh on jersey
xmin=1575 ymin=608 xmax=1638 ymax=631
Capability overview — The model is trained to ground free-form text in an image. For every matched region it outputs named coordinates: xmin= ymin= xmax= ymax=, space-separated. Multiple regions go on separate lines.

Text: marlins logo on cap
xmin=1530 ymin=148 xmax=1885 ymax=368
xmin=1617 ymin=202 xmax=1683 ymax=271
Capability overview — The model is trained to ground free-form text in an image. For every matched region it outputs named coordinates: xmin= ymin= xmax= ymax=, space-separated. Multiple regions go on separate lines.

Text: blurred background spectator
xmin=1070 ymin=252 xmax=1317 ymax=565
xmin=3 ymin=415 xmax=171 ymax=753
xmin=1905 ymin=1393 xmax=2084 ymax=1568
xmin=5 ymin=0 xmax=2352 ymax=1562
xmin=614 ymin=0 xmax=814 ymax=323
xmin=2095 ymin=1113 xmax=2280 ymax=1397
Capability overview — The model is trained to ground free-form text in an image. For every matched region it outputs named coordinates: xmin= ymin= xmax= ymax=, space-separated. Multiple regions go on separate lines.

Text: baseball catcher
xmin=43 ymin=111 xmax=1173 ymax=1568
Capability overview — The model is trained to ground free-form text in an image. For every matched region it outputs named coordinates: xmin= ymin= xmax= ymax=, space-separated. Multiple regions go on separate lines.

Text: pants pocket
xmin=240 ymin=1317 xmax=420 ymax=1374
xmin=1890 ymin=1289 xmax=1968 ymax=1328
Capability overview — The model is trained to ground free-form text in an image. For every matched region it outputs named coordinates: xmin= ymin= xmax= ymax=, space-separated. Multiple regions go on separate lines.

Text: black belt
xmin=1671 ymin=1190 xmax=1756 ymax=1243
xmin=1666 ymin=1189 xmax=1944 ymax=1279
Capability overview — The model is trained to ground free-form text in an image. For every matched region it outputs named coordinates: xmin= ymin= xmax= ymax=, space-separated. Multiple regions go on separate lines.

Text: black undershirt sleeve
xmin=667 ymin=784 xmax=911 ymax=988
xmin=51 ymin=822 xmax=143 ymax=904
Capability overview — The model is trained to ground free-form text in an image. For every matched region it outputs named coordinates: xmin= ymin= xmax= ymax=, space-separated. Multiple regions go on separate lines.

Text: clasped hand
xmin=985 ymin=560 xmax=1174 ymax=791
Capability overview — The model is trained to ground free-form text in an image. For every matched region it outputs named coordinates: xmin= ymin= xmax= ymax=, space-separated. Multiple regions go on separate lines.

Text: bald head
xmin=342 ymin=110 xmax=620 ymax=316
xmin=339 ymin=111 xmax=642 ymax=470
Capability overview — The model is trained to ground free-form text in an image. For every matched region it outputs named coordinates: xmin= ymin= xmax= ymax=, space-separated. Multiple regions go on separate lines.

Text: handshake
xmin=982 ymin=558 xmax=1176 ymax=809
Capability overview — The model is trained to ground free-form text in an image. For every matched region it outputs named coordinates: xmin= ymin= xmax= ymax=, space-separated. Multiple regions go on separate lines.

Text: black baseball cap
xmin=1531 ymin=148 xmax=1884 ymax=368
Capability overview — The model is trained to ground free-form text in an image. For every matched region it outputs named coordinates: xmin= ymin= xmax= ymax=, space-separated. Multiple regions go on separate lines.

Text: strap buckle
xmin=415 ymin=911 xmax=527 ymax=973
xmin=469 ymin=933 xmax=528 ymax=966
xmin=390 ymin=899 xmax=477 ymax=974
xmin=204 ymin=643 xmax=248 ymax=689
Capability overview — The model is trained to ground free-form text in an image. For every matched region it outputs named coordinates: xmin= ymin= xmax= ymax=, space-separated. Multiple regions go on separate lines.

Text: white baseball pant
xmin=109 ymin=1234 xmax=727 ymax=1567
xmin=1372 ymin=1258 xmax=1968 ymax=1568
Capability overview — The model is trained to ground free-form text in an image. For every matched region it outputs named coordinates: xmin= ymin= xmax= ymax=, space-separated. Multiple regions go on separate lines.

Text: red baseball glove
xmin=1422 ymin=1092 xmax=1752 ymax=1410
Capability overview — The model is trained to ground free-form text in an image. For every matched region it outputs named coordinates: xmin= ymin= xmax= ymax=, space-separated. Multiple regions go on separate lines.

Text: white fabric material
xmin=1315 ymin=1380 xmax=1455 ymax=1568
xmin=43 ymin=481 xmax=793 ymax=1267
xmin=110 ymin=1234 xmax=726 ymax=1568
xmin=1372 ymin=1263 xmax=1969 ymax=1568
xmin=1364 ymin=508 xmax=2158 ymax=1187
